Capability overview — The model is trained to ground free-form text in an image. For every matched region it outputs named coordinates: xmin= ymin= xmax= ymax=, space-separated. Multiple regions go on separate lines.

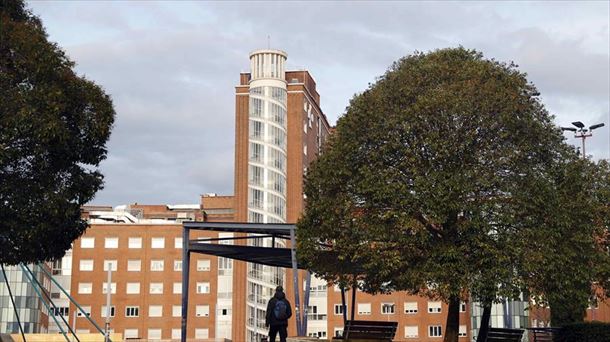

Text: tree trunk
xmin=443 ymin=295 xmax=460 ymax=342
xmin=476 ymin=303 xmax=492 ymax=342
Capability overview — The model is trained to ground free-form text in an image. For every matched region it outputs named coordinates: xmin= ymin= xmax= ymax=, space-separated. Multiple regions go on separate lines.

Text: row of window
xmin=404 ymin=325 xmax=467 ymax=338
xmin=126 ymin=328 xmax=208 ymax=340
xmin=78 ymin=259 xmax=211 ymax=272
xmin=77 ymin=282 xmax=210 ymax=295
xmin=80 ymin=237 xmax=183 ymax=249
xmin=249 ymin=97 xmax=286 ymax=126
xmin=74 ymin=304 xmax=230 ymax=320
xmin=331 ymin=325 xmax=466 ymax=339
xmin=332 ymin=302 xmax=467 ymax=315
xmin=248 ymin=143 xmax=287 ymax=172
xmin=248 ymin=165 xmax=286 ymax=194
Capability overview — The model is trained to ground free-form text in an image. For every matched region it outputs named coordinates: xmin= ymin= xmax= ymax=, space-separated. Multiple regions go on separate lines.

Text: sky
xmin=27 ymin=1 xmax=610 ymax=206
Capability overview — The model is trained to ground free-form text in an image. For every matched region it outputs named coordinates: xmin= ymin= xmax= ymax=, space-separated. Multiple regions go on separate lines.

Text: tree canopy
xmin=0 ymin=0 xmax=115 ymax=265
xmin=519 ymin=158 xmax=610 ymax=326
xmin=296 ymin=47 xmax=598 ymax=341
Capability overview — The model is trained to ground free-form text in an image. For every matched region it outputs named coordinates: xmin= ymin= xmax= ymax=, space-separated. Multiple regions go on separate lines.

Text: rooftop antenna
xmin=267 ymin=35 xmax=271 ymax=49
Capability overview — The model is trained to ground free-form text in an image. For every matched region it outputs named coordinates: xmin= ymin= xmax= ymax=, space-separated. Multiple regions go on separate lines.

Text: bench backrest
xmin=486 ymin=327 xmax=525 ymax=342
xmin=344 ymin=320 xmax=398 ymax=341
xmin=528 ymin=327 xmax=561 ymax=342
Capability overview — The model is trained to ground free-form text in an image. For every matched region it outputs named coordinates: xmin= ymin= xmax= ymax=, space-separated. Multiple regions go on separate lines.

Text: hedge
xmin=556 ymin=322 xmax=610 ymax=342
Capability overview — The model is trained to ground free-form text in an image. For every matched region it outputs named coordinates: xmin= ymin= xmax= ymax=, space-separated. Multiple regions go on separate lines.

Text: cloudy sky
xmin=27 ymin=1 xmax=609 ymax=206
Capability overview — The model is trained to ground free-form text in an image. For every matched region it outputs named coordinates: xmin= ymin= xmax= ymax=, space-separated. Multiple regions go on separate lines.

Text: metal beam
xmin=37 ymin=264 xmax=106 ymax=336
xmin=180 ymin=227 xmax=191 ymax=342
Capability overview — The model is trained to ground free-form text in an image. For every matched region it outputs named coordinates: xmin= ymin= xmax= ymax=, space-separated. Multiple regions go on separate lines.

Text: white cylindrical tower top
xmin=249 ymin=49 xmax=287 ymax=82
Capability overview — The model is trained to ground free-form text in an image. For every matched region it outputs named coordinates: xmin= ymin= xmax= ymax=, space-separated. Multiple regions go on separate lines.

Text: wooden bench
xmin=527 ymin=327 xmax=561 ymax=342
xmin=332 ymin=320 xmax=398 ymax=341
xmin=485 ymin=327 xmax=525 ymax=342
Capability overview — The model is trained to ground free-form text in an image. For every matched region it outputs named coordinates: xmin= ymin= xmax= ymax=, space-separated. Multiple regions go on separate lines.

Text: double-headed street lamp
xmin=561 ymin=121 xmax=605 ymax=158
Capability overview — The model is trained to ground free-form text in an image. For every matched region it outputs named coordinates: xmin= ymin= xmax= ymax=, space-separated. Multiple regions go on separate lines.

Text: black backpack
xmin=273 ymin=299 xmax=288 ymax=320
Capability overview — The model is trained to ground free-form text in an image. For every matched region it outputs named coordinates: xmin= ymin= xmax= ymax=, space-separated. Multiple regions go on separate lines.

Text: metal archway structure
xmin=180 ymin=222 xmax=310 ymax=342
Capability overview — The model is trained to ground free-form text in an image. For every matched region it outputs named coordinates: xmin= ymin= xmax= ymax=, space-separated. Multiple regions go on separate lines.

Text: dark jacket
xmin=265 ymin=291 xmax=292 ymax=327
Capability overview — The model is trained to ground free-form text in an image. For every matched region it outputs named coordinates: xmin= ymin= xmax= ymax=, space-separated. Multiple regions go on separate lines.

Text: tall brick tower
xmin=232 ymin=49 xmax=331 ymax=342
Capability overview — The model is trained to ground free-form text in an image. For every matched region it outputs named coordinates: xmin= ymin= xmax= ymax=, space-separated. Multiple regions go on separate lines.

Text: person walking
xmin=265 ymin=286 xmax=292 ymax=342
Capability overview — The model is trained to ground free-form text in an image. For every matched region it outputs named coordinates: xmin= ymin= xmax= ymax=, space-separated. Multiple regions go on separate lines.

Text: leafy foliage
xmin=519 ymin=159 xmax=610 ymax=326
xmin=0 ymin=0 xmax=115 ymax=264
xmin=297 ymin=47 xmax=579 ymax=341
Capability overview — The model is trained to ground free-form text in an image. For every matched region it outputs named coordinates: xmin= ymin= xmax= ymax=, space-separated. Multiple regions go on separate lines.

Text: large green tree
xmin=0 ymin=0 xmax=115 ymax=265
xmin=297 ymin=48 xmax=574 ymax=341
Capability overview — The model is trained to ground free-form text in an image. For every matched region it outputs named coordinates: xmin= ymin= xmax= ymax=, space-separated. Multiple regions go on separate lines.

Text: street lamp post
xmin=561 ymin=121 xmax=605 ymax=158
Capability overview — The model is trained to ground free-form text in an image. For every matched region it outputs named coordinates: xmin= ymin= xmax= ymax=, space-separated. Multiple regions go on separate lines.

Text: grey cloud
xmin=26 ymin=1 xmax=609 ymax=205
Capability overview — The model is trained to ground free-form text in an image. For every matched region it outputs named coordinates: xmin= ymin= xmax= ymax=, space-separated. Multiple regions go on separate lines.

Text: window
xmin=381 ymin=303 xmax=395 ymax=314
xmin=405 ymin=302 xmax=418 ymax=314
xmin=103 ymin=260 xmax=117 ymax=271
xmin=459 ymin=325 xmax=467 ymax=337
xmin=174 ymin=237 xmax=182 ymax=249
xmin=405 ymin=326 xmax=418 ymax=339
xmin=150 ymin=260 xmax=164 ymax=271
xmin=78 ymin=283 xmax=92 ymax=294
xmin=195 ymin=329 xmax=209 ymax=339
xmin=173 ymin=283 xmax=182 ymax=294
xmin=196 ymin=305 xmax=210 ymax=317
xmin=268 ymin=170 xmax=285 ymax=194
xmin=250 ymin=86 xmax=264 ymax=96
xmin=269 ymin=125 xmax=286 ymax=149
xmin=172 ymin=305 xmax=181 ymax=317
xmin=197 ymin=259 xmax=210 ymax=271
xmin=151 ymin=237 xmax=165 ymax=249
xmin=249 ymin=142 xmax=264 ymax=163
xmin=249 ymin=165 xmax=264 ymax=186
xmin=174 ymin=260 xmax=182 ymax=271
xmin=125 ymin=306 xmax=139 ymax=317
xmin=269 ymin=103 xmax=286 ymax=127
xmin=105 ymin=237 xmax=118 ymax=248
xmin=249 ymin=120 xmax=265 ymax=140
xmin=102 ymin=282 xmax=116 ymax=294
xmin=249 ymin=188 xmax=264 ymax=209
xmin=171 ymin=329 xmax=181 ymax=340
xmin=196 ymin=282 xmax=210 ymax=294
xmin=147 ymin=329 xmax=162 ymax=340
xmin=334 ymin=328 xmax=344 ymax=338
xmin=218 ymin=257 xmax=232 ymax=274
xmin=127 ymin=259 xmax=141 ymax=272
xmin=428 ymin=301 xmax=442 ymax=313
xmin=124 ymin=329 xmax=139 ymax=339
xmin=126 ymin=283 xmax=140 ymax=294
xmin=150 ymin=283 xmax=163 ymax=294
xmin=357 ymin=303 xmax=371 ymax=315
xmin=267 ymin=147 xmax=285 ymax=172
xmin=79 ymin=260 xmax=94 ymax=271
xmin=249 ymin=211 xmax=264 ymax=223
xmin=128 ymin=237 xmax=142 ymax=249
xmin=52 ymin=307 xmax=69 ymax=317
xmin=249 ymin=97 xmax=263 ymax=117
xmin=460 ymin=302 xmax=467 ymax=313
xmin=101 ymin=306 xmax=115 ymax=318
xmin=267 ymin=193 xmax=285 ymax=219
xmin=76 ymin=306 xmax=91 ymax=317
xmin=218 ymin=233 xmax=234 ymax=245
xmin=148 ymin=305 xmax=163 ymax=317
xmin=80 ymin=237 xmax=95 ymax=249
xmin=429 ymin=325 xmax=442 ymax=337
xmin=334 ymin=304 xmax=346 ymax=315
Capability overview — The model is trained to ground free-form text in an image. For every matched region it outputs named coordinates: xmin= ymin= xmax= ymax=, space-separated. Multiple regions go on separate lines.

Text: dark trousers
xmin=268 ymin=324 xmax=287 ymax=342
